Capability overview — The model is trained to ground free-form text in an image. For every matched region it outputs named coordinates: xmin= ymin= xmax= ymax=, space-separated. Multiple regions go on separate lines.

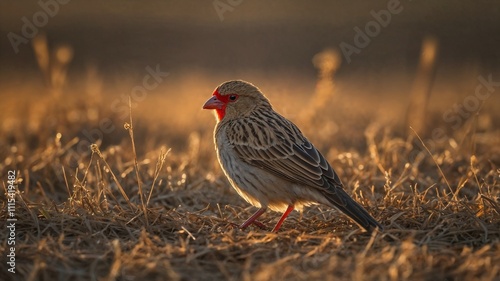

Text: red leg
xmin=240 ymin=207 xmax=267 ymax=230
xmin=272 ymin=204 xmax=294 ymax=232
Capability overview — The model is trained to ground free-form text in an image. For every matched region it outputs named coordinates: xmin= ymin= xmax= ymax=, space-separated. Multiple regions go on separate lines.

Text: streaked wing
xmin=226 ymin=110 xmax=344 ymax=200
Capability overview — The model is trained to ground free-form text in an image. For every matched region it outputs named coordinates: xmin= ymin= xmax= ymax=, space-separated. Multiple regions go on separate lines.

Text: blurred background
xmin=2 ymin=1 xmax=500 ymax=73
xmin=0 ymin=0 xmax=499 ymax=152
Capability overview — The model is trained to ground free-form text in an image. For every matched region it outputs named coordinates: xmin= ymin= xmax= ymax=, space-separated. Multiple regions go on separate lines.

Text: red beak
xmin=203 ymin=95 xmax=225 ymax=110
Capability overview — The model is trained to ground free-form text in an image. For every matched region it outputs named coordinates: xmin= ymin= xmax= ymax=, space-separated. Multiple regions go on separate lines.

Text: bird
xmin=202 ymin=80 xmax=383 ymax=233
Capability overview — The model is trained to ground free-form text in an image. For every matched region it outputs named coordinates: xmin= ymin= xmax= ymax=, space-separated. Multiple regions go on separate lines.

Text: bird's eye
xmin=229 ymin=94 xmax=238 ymax=101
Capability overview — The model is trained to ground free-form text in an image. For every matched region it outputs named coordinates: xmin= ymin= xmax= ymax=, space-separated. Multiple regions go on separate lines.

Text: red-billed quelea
xmin=203 ymin=80 xmax=383 ymax=233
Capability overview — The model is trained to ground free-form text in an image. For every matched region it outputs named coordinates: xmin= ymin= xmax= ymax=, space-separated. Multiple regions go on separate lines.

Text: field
xmin=1 ymin=1 xmax=500 ymax=280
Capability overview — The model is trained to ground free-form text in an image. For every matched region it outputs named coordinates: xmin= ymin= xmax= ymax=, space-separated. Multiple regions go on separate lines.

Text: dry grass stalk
xmin=406 ymin=36 xmax=439 ymax=136
xmin=301 ymin=48 xmax=341 ymax=139
xmin=125 ymin=97 xmax=148 ymax=226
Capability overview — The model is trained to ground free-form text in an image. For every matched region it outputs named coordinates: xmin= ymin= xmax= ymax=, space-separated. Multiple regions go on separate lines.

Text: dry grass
xmin=1 ymin=47 xmax=500 ymax=281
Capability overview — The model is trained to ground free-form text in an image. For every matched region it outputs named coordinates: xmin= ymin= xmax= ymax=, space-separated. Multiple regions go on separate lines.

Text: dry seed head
xmin=90 ymin=143 xmax=100 ymax=153
xmin=55 ymin=44 xmax=74 ymax=65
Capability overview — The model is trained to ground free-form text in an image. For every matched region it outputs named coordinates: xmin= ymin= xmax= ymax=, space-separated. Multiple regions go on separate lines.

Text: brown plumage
xmin=203 ymin=80 xmax=383 ymax=233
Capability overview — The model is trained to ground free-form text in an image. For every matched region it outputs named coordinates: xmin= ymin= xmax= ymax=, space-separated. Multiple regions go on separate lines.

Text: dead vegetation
xmin=0 ymin=43 xmax=499 ymax=281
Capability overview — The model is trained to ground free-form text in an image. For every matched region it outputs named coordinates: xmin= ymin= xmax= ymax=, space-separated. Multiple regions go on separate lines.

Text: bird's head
xmin=203 ymin=80 xmax=271 ymax=121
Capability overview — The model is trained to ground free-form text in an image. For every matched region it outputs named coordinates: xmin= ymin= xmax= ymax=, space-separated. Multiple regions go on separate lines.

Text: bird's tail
xmin=324 ymin=188 xmax=383 ymax=233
